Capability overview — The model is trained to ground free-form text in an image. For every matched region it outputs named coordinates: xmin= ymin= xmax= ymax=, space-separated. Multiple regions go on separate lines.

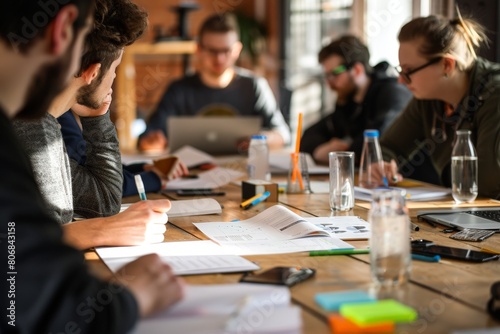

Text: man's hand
xmin=139 ymin=130 xmax=168 ymax=152
xmin=144 ymin=156 xmax=189 ymax=182
xmin=384 ymin=159 xmax=403 ymax=184
xmin=114 ymin=254 xmax=185 ymax=317
xmin=63 ymin=199 xmax=172 ymax=249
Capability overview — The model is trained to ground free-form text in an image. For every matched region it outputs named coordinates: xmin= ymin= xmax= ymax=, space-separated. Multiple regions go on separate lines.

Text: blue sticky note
xmin=315 ymin=290 xmax=376 ymax=311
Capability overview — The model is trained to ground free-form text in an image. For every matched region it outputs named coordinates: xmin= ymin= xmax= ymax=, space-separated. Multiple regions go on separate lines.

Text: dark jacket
xmin=300 ymin=62 xmax=412 ymax=165
xmin=58 ymin=111 xmax=161 ymax=197
xmin=381 ymin=57 xmax=500 ymax=199
xmin=0 ymin=111 xmax=138 ymax=333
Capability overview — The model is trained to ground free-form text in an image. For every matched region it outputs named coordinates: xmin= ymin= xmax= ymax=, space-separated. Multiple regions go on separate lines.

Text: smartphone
xmin=239 ymin=266 xmax=315 ymax=286
xmin=412 ymin=245 xmax=500 ymax=262
xmin=176 ymin=189 xmax=225 ymax=196
xmin=411 ymin=239 xmax=435 ymax=247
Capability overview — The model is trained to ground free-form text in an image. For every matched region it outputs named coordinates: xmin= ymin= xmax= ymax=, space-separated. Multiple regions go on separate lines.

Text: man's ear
xmin=50 ymin=5 xmax=79 ymax=56
xmin=231 ymin=41 xmax=243 ymax=59
xmin=80 ymin=63 xmax=101 ymax=85
xmin=351 ymin=62 xmax=365 ymax=76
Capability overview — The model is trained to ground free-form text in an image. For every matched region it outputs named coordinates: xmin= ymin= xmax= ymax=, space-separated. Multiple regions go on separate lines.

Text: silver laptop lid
xmin=417 ymin=207 xmax=500 ymax=231
xmin=168 ymin=116 xmax=261 ymax=155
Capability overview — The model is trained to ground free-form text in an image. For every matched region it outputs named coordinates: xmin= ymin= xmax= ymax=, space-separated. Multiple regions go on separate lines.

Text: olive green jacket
xmin=381 ymin=57 xmax=500 ymax=199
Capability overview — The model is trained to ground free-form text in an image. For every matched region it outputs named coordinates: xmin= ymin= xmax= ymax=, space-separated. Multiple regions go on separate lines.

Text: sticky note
xmin=328 ymin=314 xmax=395 ymax=333
xmin=315 ymin=290 xmax=376 ymax=311
xmin=340 ymin=299 xmax=418 ymax=325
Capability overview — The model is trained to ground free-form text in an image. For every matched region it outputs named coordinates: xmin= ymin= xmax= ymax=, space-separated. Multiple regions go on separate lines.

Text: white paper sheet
xmin=96 ymin=240 xmax=259 ymax=275
xmin=194 ymin=205 xmax=354 ymax=255
xmin=307 ymin=216 xmax=371 ymax=240
xmin=134 ymin=283 xmax=302 ymax=334
xmin=165 ymin=167 xmax=245 ymax=190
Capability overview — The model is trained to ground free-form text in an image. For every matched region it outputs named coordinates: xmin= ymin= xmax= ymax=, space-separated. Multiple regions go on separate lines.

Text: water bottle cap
xmin=363 ymin=129 xmax=379 ymax=138
xmin=251 ymin=135 xmax=267 ymax=140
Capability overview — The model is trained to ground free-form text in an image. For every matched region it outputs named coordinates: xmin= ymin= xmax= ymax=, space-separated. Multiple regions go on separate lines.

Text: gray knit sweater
xmin=13 ymin=112 xmax=122 ymax=224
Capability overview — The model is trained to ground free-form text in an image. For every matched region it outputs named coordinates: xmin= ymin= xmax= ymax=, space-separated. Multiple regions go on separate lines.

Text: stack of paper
xmin=136 ymin=283 xmax=302 ymax=334
xmin=121 ymin=198 xmax=222 ymax=217
xmin=354 ymin=186 xmax=451 ymax=202
xmin=165 ymin=167 xmax=245 ymax=190
xmin=96 ymin=240 xmax=259 ymax=275
xmin=194 ymin=205 xmax=354 ymax=255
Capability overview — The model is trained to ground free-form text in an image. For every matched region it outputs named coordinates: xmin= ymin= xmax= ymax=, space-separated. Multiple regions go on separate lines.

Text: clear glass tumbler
xmin=369 ymin=189 xmax=411 ymax=287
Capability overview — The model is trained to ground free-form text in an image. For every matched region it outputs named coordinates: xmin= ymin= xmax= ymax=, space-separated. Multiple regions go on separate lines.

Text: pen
xmin=309 ymin=249 xmax=370 ymax=256
xmin=411 ymin=222 xmax=420 ymax=231
xmin=411 ymin=253 xmax=440 ymax=262
xmin=134 ymin=174 xmax=147 ymax=200
xmin=240 ymin=191 xmax=271 ymax=210
xmin=225 ymin=296 xmax=252 ymax=331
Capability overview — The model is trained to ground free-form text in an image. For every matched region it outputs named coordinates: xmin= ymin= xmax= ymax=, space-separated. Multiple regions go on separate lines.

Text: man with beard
xmin=300 ymin=35 xmax=412 ymax=165
xmin=0 ymin=1 xmax=184 ymax=333
xmin=138 ymin=13 xmax=290 ymax=152
xmin=13 ymin=0 xmax=189 ymax=248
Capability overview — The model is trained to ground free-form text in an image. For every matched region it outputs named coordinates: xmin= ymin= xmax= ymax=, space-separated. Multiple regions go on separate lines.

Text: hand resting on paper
xmin=113 ymin=254 xmax=186 ymax=317
xmin=63 ymin=200 xmax=171 ymax=249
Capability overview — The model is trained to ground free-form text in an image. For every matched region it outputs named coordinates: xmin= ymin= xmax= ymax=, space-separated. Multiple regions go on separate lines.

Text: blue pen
xmin=242 ymin=191 xmax=271 ymax=210
xmin=411 ymin=253 xmax=440 ymax=262
xmin=134 ymin=174 xmax=147 ymax=201
xmin=382 ymin=176 xmax=389 ymax=187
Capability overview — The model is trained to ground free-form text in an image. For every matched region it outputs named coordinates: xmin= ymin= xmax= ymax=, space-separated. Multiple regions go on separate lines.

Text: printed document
xmin=194 ymin=205 xmax=353 ymax=255
xmin=96 ymin=240 xmax=259 ymax=275
xmin=121 ymin=198 xmax=222 ymax=217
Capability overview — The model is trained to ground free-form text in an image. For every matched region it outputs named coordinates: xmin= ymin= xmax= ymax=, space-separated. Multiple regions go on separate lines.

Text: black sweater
xmin=300 ymin=62 xmax=412 ymax=165
xmin=0 ymin=111 xmax=138 ymax=333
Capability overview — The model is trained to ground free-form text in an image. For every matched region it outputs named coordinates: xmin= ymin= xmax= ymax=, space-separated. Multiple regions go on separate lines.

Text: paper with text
xmin=308 ymin=216 xmax=371 ymax=240
xmin=194 ymin=205 xmax=353 ymax=255
xmin=96 ymin=240 xmax=259 ymax=275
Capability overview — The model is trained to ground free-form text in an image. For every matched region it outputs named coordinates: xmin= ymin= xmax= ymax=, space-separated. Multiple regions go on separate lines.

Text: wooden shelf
xmin=115 ymin=40 xmax=197 ymax=151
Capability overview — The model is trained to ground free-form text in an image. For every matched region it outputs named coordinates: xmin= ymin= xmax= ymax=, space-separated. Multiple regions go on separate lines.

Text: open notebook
xmin=135 ymin=283 xmax=301 ymax=334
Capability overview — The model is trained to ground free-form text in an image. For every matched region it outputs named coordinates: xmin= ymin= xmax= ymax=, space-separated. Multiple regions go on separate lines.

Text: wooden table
xmin=87 ymin=179 xmax=500 ymax=333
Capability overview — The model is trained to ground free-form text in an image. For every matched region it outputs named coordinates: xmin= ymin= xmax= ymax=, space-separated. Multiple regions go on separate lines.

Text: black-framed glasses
xmin=199 ymin=44 xmax=233 ymax=57
xmin=396 ymin=57 xmax=441 ymax=84
xmin=324 ymin=64 xmax=351 ymax=80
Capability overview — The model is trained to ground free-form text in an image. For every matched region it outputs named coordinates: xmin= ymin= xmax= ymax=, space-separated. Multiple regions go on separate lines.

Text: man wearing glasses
xmin=300 ymin=35 xmax=411 ymax=165
xmin=138 ymin=13 xmax=290 ymax=152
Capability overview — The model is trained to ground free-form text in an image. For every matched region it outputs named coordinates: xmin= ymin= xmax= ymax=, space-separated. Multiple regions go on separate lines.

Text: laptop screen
xmin=167 ymin=116 xmax=261 ymax=155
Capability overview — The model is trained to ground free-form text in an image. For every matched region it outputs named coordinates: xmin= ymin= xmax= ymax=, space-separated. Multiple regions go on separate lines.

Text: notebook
xmin=417 ymin=207 xmax=500 ymax=231
xmin=168 ymin=116 xmax=261 ymax=155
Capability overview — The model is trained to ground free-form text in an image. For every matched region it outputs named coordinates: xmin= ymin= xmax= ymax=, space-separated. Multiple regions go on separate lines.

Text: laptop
xmin=417 ymin=207 xmax=500 ymax=231
xmin=168 ymin=116 xmax=261 ymax=155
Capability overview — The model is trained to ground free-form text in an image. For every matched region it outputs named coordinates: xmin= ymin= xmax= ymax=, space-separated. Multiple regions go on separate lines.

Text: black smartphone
xmin=176 ymin=189 xmax=225 ymax=196
xmin=411 ymin=239 xmax=435 ymax=247
xmin=412 ymin=245 xmax=500 ymax=262
xmin=240 ymin=266 xmax=316 ymax=286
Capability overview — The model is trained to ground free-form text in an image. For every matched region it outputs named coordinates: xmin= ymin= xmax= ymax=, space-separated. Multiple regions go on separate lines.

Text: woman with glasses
xmin=380 ymin=15 xmax=500 ymax=200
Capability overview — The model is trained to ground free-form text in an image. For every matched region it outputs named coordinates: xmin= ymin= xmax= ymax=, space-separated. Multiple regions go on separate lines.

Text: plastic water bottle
xmin=247 ymin=135 xmax=270 ymax=181
xmin=451 ymin=130 xmax=478 ymax=203
xmin=359 ymin=129 xmax=387 ymax=188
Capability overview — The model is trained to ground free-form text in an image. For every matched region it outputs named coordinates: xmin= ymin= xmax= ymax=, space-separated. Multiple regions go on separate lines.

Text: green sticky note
xmin=340 ymin=299 xmax=417 ymax=325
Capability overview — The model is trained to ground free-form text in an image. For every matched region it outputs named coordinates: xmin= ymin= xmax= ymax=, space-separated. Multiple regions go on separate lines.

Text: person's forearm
xmin=72 ymin=112 xmax=123 ymax=217
xmin=313 ymin=139 xmax=350 ymax=164
xmin=62 ymin=219 xmax=105 ymax=250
